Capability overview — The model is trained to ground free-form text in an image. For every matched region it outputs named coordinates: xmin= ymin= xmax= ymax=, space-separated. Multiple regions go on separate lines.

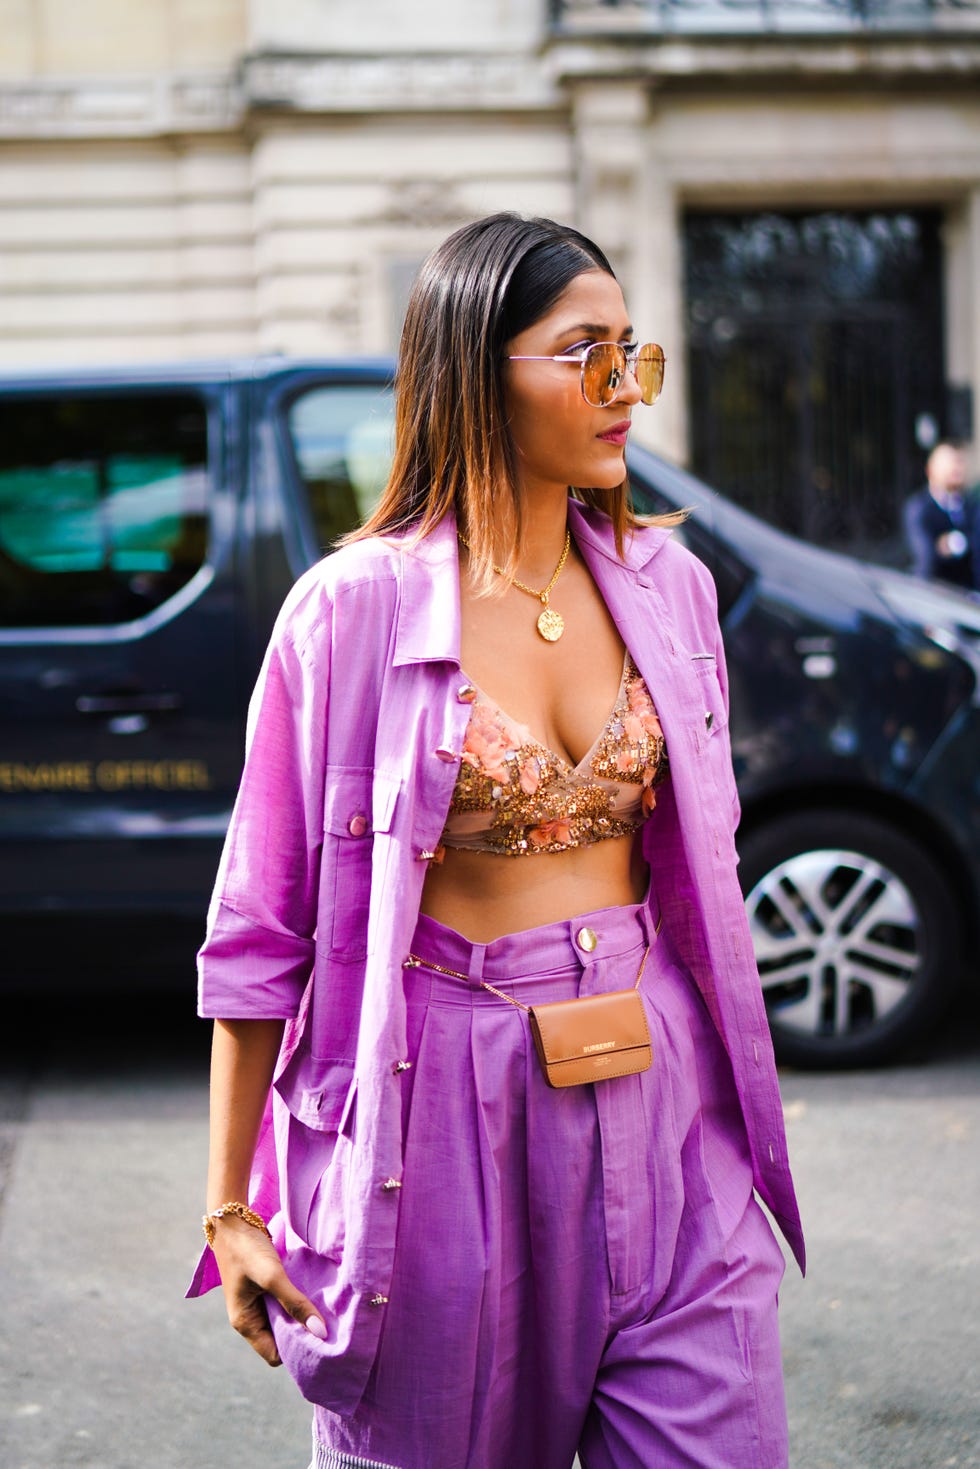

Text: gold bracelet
xmin=202 ymin=1200 xmax=271 ymax=1249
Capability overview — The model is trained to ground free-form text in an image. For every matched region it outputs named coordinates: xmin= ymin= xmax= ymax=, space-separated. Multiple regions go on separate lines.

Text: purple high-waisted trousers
xmin=312 ymin=899 xmax=788 ymax=1469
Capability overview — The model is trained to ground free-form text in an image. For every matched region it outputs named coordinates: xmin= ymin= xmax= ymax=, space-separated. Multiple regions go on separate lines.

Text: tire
xmin=737 ymin=810 xmax=962 ymax=1069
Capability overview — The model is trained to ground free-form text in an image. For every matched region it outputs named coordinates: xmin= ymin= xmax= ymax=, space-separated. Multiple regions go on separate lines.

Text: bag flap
xmin=529 ymin=988 xmax=650 ymax=1065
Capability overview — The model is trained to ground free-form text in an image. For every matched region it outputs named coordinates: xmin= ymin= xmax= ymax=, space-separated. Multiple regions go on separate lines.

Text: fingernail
xmin=305 ymin=1314 xmax=328 ymax=1340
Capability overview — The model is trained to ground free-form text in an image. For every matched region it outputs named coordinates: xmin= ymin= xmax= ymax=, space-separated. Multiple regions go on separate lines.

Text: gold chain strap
xmin=404 ymin=941 xmax=652 ymax=1009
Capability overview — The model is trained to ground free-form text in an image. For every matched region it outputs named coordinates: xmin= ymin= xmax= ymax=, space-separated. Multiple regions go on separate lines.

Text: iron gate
xmin=683 ymin=210 xmax=946 ymax=565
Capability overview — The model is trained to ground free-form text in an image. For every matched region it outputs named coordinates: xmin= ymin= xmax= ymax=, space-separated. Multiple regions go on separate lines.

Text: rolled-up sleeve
xmin=197 ymin=583 xmax=331 ymax=1020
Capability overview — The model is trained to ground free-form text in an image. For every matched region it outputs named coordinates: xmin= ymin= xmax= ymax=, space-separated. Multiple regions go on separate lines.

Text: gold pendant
xmin=537 ymin=606 xmax=564 ymax=642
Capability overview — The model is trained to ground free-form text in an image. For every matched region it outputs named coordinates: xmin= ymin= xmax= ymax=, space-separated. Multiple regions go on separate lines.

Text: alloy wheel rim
xmin=745 ymin=848 xmax=922 ymax=1041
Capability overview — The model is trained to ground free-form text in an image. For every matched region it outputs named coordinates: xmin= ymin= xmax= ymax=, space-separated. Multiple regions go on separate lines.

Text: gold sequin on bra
xmin=440 ymin=652 xmax=669 ymax=857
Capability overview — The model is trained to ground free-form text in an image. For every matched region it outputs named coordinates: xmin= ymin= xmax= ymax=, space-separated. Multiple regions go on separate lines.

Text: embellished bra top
xmin=439 ymin=651 xmax=669 ymax=857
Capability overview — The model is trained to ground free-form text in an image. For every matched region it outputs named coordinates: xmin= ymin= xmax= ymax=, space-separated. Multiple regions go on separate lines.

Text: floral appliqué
xmin=446 ymin=655 xmax=669 ymax=856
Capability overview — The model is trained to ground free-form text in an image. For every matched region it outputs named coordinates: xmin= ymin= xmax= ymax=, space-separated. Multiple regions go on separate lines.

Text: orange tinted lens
xmin=636 ymin=344 xmax=665 ymax=405
xmin=582 ymin=343 xmax=625 ymax=406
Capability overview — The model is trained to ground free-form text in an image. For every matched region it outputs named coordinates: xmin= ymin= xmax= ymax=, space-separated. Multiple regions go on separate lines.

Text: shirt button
xmin=705 ymin=711 xmax=714 ymax=731
xmin=381 ymin=1177 xmax=403 ymax=1192
xmin=347 ymin=813 xmax=369 ymax=837
xmin=576 ymin=926 xmax=598 ymax=953
xmin=457 ymin=683 xmax=477 ymax=703
xmin=370 ymin=1293 xmax=389 ymax=1307
xmin=392 ymin=1059 xmax=413 ymax=1074
xmin=434 ymin=747 xmax=458 ymax=763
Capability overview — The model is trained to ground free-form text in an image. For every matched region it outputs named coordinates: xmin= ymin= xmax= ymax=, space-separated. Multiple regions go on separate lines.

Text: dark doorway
xmin=683 ymin=209 xmax=946 ymax=565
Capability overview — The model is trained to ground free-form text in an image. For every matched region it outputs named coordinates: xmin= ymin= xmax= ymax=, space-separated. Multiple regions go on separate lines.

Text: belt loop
xmin=639 ymin=898 xmax=661 ymax=949
xmin=567 ymin=918 xmax=595 ymax=998
xmin=466 ymin=942 xmax=488 ymax=988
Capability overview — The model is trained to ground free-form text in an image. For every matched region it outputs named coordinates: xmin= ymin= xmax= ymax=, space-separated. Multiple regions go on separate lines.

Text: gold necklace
xmin=458 ymin=528 xmax=571 ymax=642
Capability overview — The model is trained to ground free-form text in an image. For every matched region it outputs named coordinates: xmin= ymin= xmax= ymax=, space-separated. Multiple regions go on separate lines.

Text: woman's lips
xmin=597 ymin=420 xmax=631 ymax=446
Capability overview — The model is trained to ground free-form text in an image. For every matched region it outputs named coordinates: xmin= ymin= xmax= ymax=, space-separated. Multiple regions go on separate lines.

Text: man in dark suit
xmin=903 ymin=441 xmax=980 ymax=592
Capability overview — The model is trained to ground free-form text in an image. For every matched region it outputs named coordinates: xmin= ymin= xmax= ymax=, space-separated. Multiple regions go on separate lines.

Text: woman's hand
xmin=211 ymin=1214 xmax=328 ymax=1366
xmin=205 ymin=1019 xmax=326 ymax=1365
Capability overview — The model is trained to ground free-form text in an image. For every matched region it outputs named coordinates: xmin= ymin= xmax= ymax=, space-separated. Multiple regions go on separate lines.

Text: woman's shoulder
xmin=593 ymin=513 xmax=721 ymax=634
xmin=641 ymin=532 xmax=721 ymax=632
xmin=272 ymin=535 xmax=407 ymax=652
xmin=644 ymin=527 xmax=716 ymax=595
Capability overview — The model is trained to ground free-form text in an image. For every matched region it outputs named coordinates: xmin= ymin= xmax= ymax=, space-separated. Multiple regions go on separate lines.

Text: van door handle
xmin=75 ymin=692 xmax=183 ymax=714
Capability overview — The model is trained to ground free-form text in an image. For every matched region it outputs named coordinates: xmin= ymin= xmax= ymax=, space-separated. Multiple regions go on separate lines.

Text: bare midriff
xmin=419 ymin=833 xmax=649 ymax=943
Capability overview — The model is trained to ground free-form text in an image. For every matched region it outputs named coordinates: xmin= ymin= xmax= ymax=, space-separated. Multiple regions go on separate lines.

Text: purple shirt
xmin=187 ymin=501 xmax=804 ymax=1414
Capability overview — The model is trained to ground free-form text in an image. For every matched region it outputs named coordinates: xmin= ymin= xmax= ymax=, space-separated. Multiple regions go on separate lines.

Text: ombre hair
xmin=343 ymin=212 xmax=677 ymax=591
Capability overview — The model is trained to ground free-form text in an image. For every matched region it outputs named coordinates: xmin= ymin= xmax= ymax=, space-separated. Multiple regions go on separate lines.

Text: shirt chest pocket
xmin=321 ymin=765 xmax=399 ymax=958
xmin=693 ymin=655 xmax=729 ymax=741
xmin=693 ymin=654 xmax=740 ymax=827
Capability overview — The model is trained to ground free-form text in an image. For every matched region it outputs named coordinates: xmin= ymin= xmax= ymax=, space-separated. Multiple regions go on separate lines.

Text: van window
xmin=287 ymin=383 xmax=394 ymax=551
xmin=0 ymin=392 xmax=209 ymax=628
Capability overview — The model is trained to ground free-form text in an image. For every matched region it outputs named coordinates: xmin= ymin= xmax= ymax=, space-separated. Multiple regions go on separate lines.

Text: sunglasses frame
xmin=507 ymin=341 xmax=666 ymax=407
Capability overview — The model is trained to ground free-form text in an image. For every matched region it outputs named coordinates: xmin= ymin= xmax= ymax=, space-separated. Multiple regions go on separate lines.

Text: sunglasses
xmin=507 ymin=341 xmax=666 ymax=408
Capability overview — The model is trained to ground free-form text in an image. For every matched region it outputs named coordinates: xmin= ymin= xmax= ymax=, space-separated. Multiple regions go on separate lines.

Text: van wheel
xmin=738 ymin=811 xmax=961 ymax=1069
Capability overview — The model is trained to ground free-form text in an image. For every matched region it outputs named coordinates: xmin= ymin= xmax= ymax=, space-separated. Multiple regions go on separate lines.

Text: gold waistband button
xmin=576 ymin=926 xmax=598 ymax=953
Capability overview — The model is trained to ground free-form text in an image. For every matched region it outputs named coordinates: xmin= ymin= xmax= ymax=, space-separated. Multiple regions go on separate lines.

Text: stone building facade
xmin=2 ymin=0 xmax=980 ymax=509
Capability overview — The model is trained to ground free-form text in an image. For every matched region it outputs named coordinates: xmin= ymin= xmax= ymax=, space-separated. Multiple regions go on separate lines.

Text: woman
xmin=189 ymin=212 xmax=804 ymax=1469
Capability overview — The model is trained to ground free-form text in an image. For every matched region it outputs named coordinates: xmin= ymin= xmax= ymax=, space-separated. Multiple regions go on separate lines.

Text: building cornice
xmin=0 ymin=72 xmax=242 ymax=140
xmin=3 ymin=35 xmax=978 ymax=143
xmin=0 ymin=52 xmax=559 ymax=141
xmin=242 ymin=51 xmax=559 ymax=113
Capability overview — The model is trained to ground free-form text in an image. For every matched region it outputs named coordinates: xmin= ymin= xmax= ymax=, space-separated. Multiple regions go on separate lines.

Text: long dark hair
xmin=343 ymin=212 xmax=671 ymax=589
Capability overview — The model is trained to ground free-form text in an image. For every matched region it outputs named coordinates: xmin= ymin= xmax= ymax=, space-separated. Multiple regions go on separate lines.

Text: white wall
xmin=0 ymin=143 xmax=255 ymax=363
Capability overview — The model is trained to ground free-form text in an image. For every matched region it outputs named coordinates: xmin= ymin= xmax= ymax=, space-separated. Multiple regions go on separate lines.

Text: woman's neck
xmin=493 ymin=484 xmax=571 ymax=584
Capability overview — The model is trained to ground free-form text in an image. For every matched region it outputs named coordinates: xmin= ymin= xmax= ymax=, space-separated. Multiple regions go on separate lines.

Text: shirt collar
xmin=566 ymin=500 xmax=673 ymax=583
xmin=392 ymin=512 xmax=461 ymax=667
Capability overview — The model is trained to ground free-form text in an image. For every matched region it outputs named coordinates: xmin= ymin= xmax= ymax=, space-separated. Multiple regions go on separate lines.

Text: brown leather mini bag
xmin=405 ymin=942 xmax=653 ymax=1089
xmin=525 ymin=986 xmax=652 ymax=1088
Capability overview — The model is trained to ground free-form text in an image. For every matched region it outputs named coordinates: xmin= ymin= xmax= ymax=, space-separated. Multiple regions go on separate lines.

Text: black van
xmin=2 ymin=359 xmax=978 ymax=1067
